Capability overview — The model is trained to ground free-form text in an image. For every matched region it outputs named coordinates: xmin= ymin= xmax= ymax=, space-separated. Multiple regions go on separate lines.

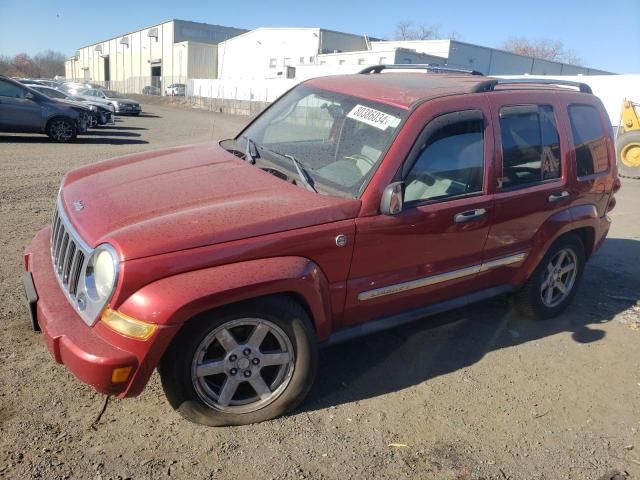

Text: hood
xmin=50 ymin=97 xmax=91 ymax=111
xmin=59 ymin=143 xmax=360 ymax=260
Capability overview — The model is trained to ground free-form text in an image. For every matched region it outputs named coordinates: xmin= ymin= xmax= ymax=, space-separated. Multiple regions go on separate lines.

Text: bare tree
xmin=0 ymin=50 xmax=66 ymax=78
xmin=501 ymin=37 xmax=582 ymax=65
xmin=394 ymin=21 xmax=447 ymax=40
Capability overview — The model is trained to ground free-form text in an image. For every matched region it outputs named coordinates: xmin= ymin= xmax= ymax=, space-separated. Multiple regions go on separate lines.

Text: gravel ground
xmin=0 ymin=103 xmax=639 ymax=480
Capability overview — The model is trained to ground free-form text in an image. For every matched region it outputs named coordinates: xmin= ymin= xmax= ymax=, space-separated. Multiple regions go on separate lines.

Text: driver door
xmin=343 ymin=97 xmax=496 ymax=327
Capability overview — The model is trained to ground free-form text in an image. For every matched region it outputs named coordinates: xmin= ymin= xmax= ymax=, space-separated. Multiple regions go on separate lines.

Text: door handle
xmin=454 ymin=208 xmax=487 ymax=224
xmin=548 ymin=191 xmax=569 ymax=203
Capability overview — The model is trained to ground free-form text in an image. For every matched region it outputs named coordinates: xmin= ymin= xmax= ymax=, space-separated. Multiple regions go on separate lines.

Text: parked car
xmin=60 ymin=81 xmax=104 ymax=95
xmin=20 ymin=79 xmax=64 ymax=89
xmin=0 ymin=75 xmax=89 ymax=142
xmin=78 ymin=88 xmax=142 ymax=115
xmin=22 ymin=67 xmax=620 ymax=426
xmin=142 ymin=85 xmax=161 ymax=96
xmin=27 ymin=85 xmax=114 ymax=127
xmin=165 ymin=83 xmax=186 ymax=96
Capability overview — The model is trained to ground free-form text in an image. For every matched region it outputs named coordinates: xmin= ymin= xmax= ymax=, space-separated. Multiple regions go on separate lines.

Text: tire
xmin=88 ymin=113 xmax=99 ymax=128
xmin=46 ymin=118 xmax=77 ymax=143
xmin=514 ymin=234 xmax=585 ymax=320
xmin=616 ymin=130 xmax=640 ymax=179
xmin=159 ymin=296 xmax=318 ymax=426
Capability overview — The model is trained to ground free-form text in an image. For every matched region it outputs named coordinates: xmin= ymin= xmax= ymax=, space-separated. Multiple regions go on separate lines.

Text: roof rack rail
xmin=471 ymin=78 xmax=593 ymax=94
xmin=359 ymin=64 xmax=484 ymax=76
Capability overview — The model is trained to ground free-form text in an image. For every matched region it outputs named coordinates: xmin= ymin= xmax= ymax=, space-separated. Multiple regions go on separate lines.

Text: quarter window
xmin=499 ymin=105 xmax=561 ymax=189
xmin=404 ymin=115 xmax=485 ymax=203
xmin=568 ymin=105 xmax=609 ymax=176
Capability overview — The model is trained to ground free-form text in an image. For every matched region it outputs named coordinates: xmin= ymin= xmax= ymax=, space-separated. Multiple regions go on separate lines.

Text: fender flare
xmin=512 ymin=204 xmax=599 ymax=285
xmin=117 ymin=256 xmax=334 ymax=341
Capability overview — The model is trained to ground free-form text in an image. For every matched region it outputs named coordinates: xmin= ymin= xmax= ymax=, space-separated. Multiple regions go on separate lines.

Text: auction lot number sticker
xmin=347 ymin=105 xmax=400 ymax=130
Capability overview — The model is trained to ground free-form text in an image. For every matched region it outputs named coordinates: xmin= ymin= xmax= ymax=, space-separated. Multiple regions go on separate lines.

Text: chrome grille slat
xmin=62 ymin=242 xmax=76 ymax=283
xmin=57 ymin=233 xmax=69 ymax=273
xmin=50 ymin=201 xmax=91 ymax=306
xmin=68 ymin=251 xmax=84 ymax=295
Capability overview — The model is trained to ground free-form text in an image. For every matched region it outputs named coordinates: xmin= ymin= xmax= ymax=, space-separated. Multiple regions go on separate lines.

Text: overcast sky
xmin=1 ymin=0 xmax=639 ymax=73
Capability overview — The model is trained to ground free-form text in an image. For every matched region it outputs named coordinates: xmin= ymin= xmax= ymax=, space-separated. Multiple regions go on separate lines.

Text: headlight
xmin=85 ymin=244 xmax=118 ymax=302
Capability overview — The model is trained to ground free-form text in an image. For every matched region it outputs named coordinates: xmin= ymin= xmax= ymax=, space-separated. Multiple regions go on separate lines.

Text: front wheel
xmin=46 ymin=118 xmax=77 ymax=143
xmin=514 ymin=235 xmax=585 ymax=320
xmin=159 ymin=296 xmax=318 ymax=426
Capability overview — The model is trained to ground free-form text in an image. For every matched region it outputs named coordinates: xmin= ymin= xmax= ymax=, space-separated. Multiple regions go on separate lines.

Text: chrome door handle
xmin=454 ymin=208 xmax=487 ymax=224
xmin=548 ymin=191 xmax=569 ymax=203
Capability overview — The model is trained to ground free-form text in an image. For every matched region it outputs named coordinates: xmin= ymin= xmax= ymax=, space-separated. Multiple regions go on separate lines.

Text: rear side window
xmin=0 ymin=79 xmax=26 ymax=98
xmin=568 ymin=105 xmax=609 ymax=176
xmin=499 ymin=105 xmax=561 ymax=189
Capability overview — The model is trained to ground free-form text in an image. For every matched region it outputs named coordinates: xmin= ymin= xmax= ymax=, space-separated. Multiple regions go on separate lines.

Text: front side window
xmin=499 ymin=104 xmax=561 ymax=189
xmin=0 ymin=80 xmax=26 ymax=98
xmin=404 ymin=113 xmax=485 ymax=203
xmin=568 ymin=104 xmax=609 ymax=176
xmin=233 ymin=85 xmax=407 ymax=198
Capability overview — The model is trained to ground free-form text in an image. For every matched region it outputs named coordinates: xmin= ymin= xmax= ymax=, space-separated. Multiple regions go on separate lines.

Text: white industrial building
xmin=65 ymin=20 xmax=612 ymax=98
xmin=65 ymin=19 xmax=246 ymax=92
xmin=370 ymin=40 xmax=610 ymax=75
xmin=216 ymin=27 xmax=372 ymax=79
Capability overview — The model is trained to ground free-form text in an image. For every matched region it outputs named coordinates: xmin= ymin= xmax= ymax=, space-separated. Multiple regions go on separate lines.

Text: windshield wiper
xmin=285 ymin=154 xmax=317 ymax=193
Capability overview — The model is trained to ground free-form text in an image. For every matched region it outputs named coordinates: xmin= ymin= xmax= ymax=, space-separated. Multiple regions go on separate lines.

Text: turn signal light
xmin=101 ymin=308 xmax=157 ymax=340
xmin=111 ymin=367 xmax=133 ymax=384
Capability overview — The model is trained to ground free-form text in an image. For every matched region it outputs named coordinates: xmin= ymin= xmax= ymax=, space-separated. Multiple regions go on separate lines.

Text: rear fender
xmin=512 ymin=204 xmax=599 ymax=285
xmin=117 ymin=256 xmax=333 ymax=340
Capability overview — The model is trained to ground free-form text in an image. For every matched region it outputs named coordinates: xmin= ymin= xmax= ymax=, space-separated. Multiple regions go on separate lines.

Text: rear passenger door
xmin=481 ymin=92 xmax=569 ymax=286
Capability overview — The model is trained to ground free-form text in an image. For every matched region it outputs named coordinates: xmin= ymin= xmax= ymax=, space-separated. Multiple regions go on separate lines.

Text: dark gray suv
xmin=0 ymin=75 xmax=89 ymax=142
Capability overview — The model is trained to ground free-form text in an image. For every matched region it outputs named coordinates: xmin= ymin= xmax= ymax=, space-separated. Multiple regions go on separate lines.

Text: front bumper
xmin=114 ymin=104 xmax=141 ymax=114
xmin=24 ymin=226 xmax=178 ymax=397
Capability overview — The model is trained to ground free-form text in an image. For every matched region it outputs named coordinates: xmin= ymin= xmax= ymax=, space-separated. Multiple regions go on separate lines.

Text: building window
xmin=358 ymin=58 xmax=365 ymax=65
xmin=568 ymin=105 xmax=609 ymax=176
xmin=269 ymin=58 xmax=277 ymax=68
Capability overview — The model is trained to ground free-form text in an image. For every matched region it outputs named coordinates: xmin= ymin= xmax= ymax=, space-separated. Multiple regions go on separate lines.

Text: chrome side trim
xmin=358 ymin=252 xmax=527 ymax=302
xmin=478 ymin=252 xmax=527 ymax=272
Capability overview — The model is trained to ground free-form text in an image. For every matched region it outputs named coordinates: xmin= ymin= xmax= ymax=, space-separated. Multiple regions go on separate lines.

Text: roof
xmin=304 ymin=72 xmax=490 ymax=109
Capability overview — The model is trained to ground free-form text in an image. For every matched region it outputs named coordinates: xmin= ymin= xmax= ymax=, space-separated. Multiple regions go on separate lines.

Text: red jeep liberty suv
xmin=23 ymin=66 xmax=620 ymax=426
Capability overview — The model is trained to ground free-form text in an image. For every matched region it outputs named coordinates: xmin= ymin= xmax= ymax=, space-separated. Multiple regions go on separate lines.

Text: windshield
xmin=235 ymin=85 xmax=407 ymax=198
xmin=103 ymin=90 xmax=127 ymax=98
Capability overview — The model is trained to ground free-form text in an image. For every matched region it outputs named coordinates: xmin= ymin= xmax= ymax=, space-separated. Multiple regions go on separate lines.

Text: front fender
xmin=117 ymin=256 xmax=334 ymax=341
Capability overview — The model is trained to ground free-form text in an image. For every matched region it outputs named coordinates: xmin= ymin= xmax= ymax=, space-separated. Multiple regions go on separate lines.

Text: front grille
xmin=50 ymin=204 xmax=89 ymax=302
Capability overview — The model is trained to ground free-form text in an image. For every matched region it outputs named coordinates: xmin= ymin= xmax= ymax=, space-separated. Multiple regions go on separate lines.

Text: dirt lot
xmin=0 ymin=103 xmax=639 ymax=480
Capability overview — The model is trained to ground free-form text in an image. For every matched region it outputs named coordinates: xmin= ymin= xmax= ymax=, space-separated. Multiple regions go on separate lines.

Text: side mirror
xmin=380 ymin=182 xmax=404 ymax=215
xmin=25 ymin=92 xmax=34 ymax=100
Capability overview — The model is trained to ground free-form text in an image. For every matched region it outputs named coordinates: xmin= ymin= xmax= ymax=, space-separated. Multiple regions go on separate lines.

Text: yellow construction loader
xmin=616 ymin=98 xmax=640 ymax=178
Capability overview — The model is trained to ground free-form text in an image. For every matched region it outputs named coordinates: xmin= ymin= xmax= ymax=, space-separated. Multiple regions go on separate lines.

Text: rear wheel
xmin=514 ymin=235 xmax=585 ymax=320
xmin=159 ymin=296 xmax=317 ymax=426
xmin=616 ymin=130 xmax=640 ymax=179
xmin=46 ymin=118 xmax=77 ymax=143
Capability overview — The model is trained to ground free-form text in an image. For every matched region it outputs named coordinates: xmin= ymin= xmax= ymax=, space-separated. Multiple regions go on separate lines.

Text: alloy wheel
xmin=49 ymin=120 xmax=74 ymax=142
xmin=191 ymin=318 xmax=295 ymax=414
xmin=540 ymin=247 xmax=578 ymax=308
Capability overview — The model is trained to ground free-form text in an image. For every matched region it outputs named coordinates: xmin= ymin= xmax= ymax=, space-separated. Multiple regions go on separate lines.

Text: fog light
xmin=111 ymin=366 xmax=133 ymax=384
xmin=101 ymin=308 xmax=157 ymax=340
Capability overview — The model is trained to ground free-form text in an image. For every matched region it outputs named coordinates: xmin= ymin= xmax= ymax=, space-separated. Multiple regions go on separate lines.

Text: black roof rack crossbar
xmin=359 ymin=64 xmax=484 ymax=76
xmin=471 ymin=78 xmax=593 ymax=94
